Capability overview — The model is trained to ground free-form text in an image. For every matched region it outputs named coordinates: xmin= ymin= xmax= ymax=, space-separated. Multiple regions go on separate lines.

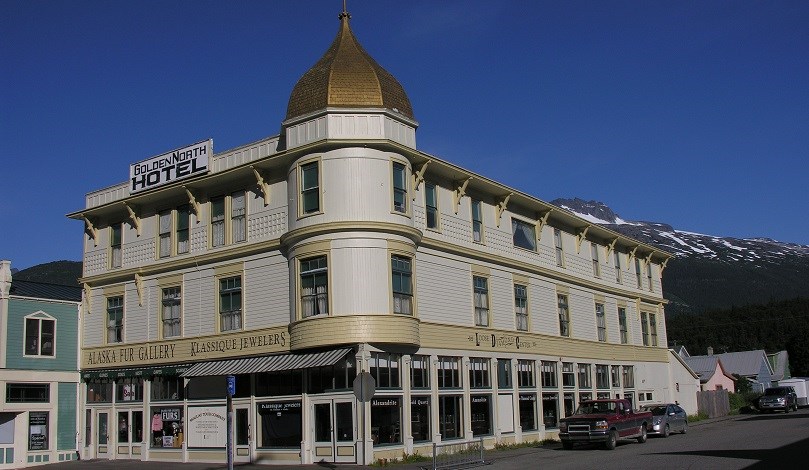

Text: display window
xmin=28 ymin=412 xmax=48 ymax=450
xmin=438 ymin=395 xmax=463 ymax=440
xmin=470 ymin=394 xmax=492 ymax=436
xmin=410 ymin=396 xmax=431 ymax=442
xmin=150 ymin=407 xmax=183 ymax=448
xmin=371 ymin=397 xmax=402 ymax=446
xmin=518 ymin=394 xmax=537 ymax=431
xmin=258 ymin=401 xmax=302 ymax=448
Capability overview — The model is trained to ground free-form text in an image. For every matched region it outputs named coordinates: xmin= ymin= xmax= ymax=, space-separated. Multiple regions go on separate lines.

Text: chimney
xmin=707 ymin=346 xmax=714 ymax=356
xmin=0 ymin=260 xmax=11 ymax=299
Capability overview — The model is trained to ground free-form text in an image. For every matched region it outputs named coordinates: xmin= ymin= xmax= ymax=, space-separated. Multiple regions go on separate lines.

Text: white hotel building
xmin=68 ymin=10 xmax=694 ymax=465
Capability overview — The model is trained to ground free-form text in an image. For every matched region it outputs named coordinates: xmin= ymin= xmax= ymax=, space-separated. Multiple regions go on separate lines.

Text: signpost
xmin=353 ymin=371 xmax=376 ymax=465
xmin=226 ymin=375 xmax=235 ymax=470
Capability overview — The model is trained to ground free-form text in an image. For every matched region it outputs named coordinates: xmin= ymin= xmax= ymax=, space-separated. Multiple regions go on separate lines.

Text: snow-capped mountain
xmin=552 ymin=198 xmax=809 ymax=315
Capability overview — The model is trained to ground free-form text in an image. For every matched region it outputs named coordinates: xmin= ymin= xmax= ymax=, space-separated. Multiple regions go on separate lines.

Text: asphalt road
xmin=41 ymin=409 xmax=809 ymax=470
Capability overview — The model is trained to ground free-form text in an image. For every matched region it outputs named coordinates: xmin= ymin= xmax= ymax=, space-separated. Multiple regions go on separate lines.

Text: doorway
xmin=95 ymin=410 xmax=111 ymax=459
xmin=115 ymin=409 xmax=143 ymax=459
xmin=311 ymin=398 xmax=355 ymax=463
xmin=234 ymin=404 xmax=251 ymax=462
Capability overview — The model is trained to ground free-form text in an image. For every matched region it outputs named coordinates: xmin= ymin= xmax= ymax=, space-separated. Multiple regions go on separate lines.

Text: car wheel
xmin=784 ymin=405 xmax=790 ymax=414
xmin=681 ymin=422 xmax=688 ymax=434
xmin=637 ymin=425 xmax=648 ymax=443
xmin=605 ymin=430 xmax=618 ymax=450
xmin=662 ymin=424 xmax=670 ymax=438
xmin=562 ymin=441 xmax=574 ymax=450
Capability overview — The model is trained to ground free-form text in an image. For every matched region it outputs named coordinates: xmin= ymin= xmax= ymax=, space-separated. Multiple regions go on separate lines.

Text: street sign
xmin=227 ymin=375 xmax=236 ymax=397
xmin=353 ymin=371 xmax=376 ymax=402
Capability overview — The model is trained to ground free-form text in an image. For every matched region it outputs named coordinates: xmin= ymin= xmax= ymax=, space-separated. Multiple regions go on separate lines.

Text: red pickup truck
xmin=559 ymin=399 xmax=652 ymax=450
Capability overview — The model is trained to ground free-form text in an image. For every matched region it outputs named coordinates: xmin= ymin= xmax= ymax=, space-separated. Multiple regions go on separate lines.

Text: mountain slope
xmin=13 ymin=260 xmax=82 ymax=286
xmin=552 ymin=198 xmax=809 ymax=316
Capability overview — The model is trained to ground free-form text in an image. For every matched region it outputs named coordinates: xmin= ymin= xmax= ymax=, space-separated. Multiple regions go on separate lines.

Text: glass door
xmin=311 ymin=398 xmax=355 ymax=463
xmin=234 ymin=405 xmax=251 ymax=463
xmin=115 ymin=410 xmax=143 ymax=459
xmin=96 ymin=410 xmax=110 ymax=459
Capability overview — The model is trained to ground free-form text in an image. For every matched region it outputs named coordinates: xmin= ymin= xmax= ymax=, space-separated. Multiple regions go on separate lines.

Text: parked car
xmin=559 ymin=399 xmax=652 ymax=450
xmin=640 ymin=403 xmax=688 ymax=437
xmin=758 ymin=386 xmax=798 ymax=413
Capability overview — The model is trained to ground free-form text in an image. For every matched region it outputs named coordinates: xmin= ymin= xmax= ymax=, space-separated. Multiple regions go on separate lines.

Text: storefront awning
xmin=180 ymin=348 xmax=353 ymax=378
xmin=82 ymin=364 xmax=191 ymax=381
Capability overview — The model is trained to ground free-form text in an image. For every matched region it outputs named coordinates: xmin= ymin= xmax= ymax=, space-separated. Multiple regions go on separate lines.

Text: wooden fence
xmin=697 ymin=389 xmax=730 ymax=418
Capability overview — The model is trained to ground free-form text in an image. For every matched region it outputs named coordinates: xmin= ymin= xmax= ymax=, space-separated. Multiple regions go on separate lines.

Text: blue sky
xmin=2 ymin=0 xmax=808 ymax=270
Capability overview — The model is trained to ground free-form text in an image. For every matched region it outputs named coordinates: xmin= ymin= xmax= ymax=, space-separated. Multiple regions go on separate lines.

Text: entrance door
xmin=234 ymin=405 xmax=251 ymax=463
xmin=311 ymin=398 xmax=355 ymax=463
xmin=96 ymin=410 xmax=111 ymax=459
xmin=115 ymin=410 xmax=144 ymax=459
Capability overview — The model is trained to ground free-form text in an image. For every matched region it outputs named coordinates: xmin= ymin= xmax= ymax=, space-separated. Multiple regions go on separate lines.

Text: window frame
xmin=210 ymin=195 xmax=226 ymax=247
xmin=577 ymin=363 xmax=592 ymax=389
xmin=514 ymin=284 xmax=528 ymax=332
xmin=219 ymin=275 xmax=243 ymax=332
xmin=635 ymin=258 xmax=643 ymax=288
xmin=557 ymin=293 xmax=570 ymax=337
xmin=410 ymin=355 xmax=430 ymax=390
xmin=370 ymin=352 xmax=401 ymax=389
xmin=640 ymin=311 xmax=650 ymax=346
xmin=437 ymin=356 xmax=461 ymax=389
xmin=469 ymin=357 xmax=491 ymax=389
xmin=175 ymin=204 xmax=190 ymax=255
xmin=110 ymin=222 xmax=123 ymax=268
xmin=554 ymin=228 xmax=564 ymax=267
xmin=161 ymin=286 xmax=182 ymax=338
xmin=595 ymin=302 xmax=606 ymax=342
xmin=106 ymin=295 xmax=124 ymax=344
xmin=471 ymin=199 xmax=483 ymax=243
xmin=391 ymin=255 xmax=413 ymax=315
xmin=6 ymin=383 xmax=50 ymax=403
xmin=561 ymin=362 xmax=575 ymax=388
xmin=23 ymin=313 xmax=56 ymax=358
xmin=618 ymin=307 xmax=628 ymax=344
xmin=591 ymin=242 xmax=600 ymax=277
xmin=391 ymin=161 xmax=408 ymax=214
xmin=614 ymin=251 xmax=622 ymax=284
xmin=511 ymin=217 xmax=537 ymax=251
xmin=650 ymin=313 xmax=658 ymax=346
xmin=473 ymin=276 xmax=490 ymax=327
xmin=158 ymin=209 xmax=172 ymax=258
xmin=300 ymin=255 xmax=329 ymax=319
xmin=231 ymin=190 xmax=247 ymax=244
xmin=540 ymin=361 xmax=558 ymax=389
xmin=517 ymin=360 xmax=535 ymax=388
xmin=299 ymin=160 xmax=321 ymax=217
xmin=424 ymin=181 xmax=439 ymax=230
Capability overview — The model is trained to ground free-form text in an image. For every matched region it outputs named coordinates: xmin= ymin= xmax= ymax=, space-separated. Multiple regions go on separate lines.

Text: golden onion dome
xmin=285 ymin=11 xmax=414 ymax=121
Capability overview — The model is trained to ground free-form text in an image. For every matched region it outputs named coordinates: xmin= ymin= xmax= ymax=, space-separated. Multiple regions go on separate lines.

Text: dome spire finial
xmin=338 ymin=0 xmax=351 ymax=20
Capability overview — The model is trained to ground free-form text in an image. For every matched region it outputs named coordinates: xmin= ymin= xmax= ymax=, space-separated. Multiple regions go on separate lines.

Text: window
xmin=596 ymin=365 xmax=610 ymax=389
xmin=497 ymin=359 xmax=512 ymax=389
xmin=514 ymin=284 xmax=528 ymax=331
xmin=425 ymin=182 xmax=438 ymax=229
xmin=563 ymin=392 xmax=576 ymax=417
xmin=557 ymin=294 xmax=570 ymax=337
xmin=219 ymin=276 xmax=242 ymax=331
xmin=595 ymin=302 xmax=606 ymax=342
xmin=437 ymin=356 xmax=461 ymax=388
xmin=618 ymin=307 xmax=628 ymax=344
xmin=469 ymin=357 xmax=490 ymax=388
xmin=512 ymin=218 xmax=536 ymax=251
xmin=562 ymin=362 xmax=575 ymax=388
xmin=107 ymin=296 xmax=124 ymax=343
xmin=470 ymin=394 xmax=492 ymax=436
xmin=6 ymin=383 xmax=49 ymax=403
xmin=370 ymin=352 xmax=401 ymax=389
xmin=162 ymin=287 xmax=181 ymax=338
xmin=231 ymin=191 xmax=246 ymax=243
xmin=392 ymin=162 xmax=407 ymax=213
xmin=473 ymin=276 xmax=489 ymax=326
xmin=256 ymin=371 xmax=302 ymax=397
xmin=116 ymin=378 xmax=144 ymax=402
xmin=650 ymin=313 xmax=658 ymax=346
xmin=176 ymin=204 xmax=190 ymax=254
xmin=635 ymin=258 xmax=642 ymax=288
xmin=307 ymin=359 xmax=355 ymax=393
xmin=151 ymin=376 xmax=184 ymax=401
xmin=150 ymin=407 xmax=183 ymax=448
xmin=300 ymin=256 xmax=328 ymax=318
xmin=577 ymin=363 xmax=592 ymax=389
xmin=86 ymin=379 xmax=113 ymax=403
xmin=391 ymin=255 xmax=413 ymax=315
xmin=258 ymin=401 xmax=301 ymax=448
xmin=611 ymin=366 xmax=621 ymax=387
xmin=542 ymin=393 xmax=559 ymax=428
xmin=28 ymin=412 xmax=48 ymax=451
xmin=641 ymin=312 xmax=649 ymax=346
xmin=24 ymin=316 xmax=55 ymax=356
xmin=622 ymin=366 xmax=635 ymax=388
xmin=300 ymin=161 xmax=320 ymax=215
xmin=540 ymin=361 xmax=557 ymax=388
xmin=110 ymin=223 xmax=122 ymax=268
xmin=471 ymin=199 xmax=483 ymax=243
xmin=519 ymin=394 xmax=537 ymax=431
xmin=438 ymin=395 xmax=463 ymax=439
xmin=211 ymin=196 xmax=225 ymax=247
xmin=411 ymin=397 xmax=431 ymax=442
xmin=614 ymin=251 xmax=622 ymax=283
xmin=554 ymin=228 xmax=564 ymax=267
xmin=517 ymin=360 xmax=535 ymax=388
xmin=158 ymin=210 xmax=172 ymax=258
xmin=647 ymin=262 xmax=653 ymax=291
xmin=410 ymin=355 xmax=430 ymax=389
xmin=371 ymin=397 xmax=402 ymax=445
xmin=591 ymin=242 xmax=600 ymax=277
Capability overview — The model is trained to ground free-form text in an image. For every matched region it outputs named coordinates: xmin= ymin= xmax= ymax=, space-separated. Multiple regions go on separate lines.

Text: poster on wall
xmin=187 ymin=406 xmax=226 ymax=448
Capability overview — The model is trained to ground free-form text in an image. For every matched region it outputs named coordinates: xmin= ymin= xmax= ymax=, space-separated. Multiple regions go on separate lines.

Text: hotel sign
xmin=129 ymin=139 xmax=211 ymax=193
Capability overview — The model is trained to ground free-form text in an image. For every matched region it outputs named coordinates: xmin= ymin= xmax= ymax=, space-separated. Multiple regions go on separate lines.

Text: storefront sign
xmin=129 ymin=139 xmax=211 ymax=193
xmin=161 ymin=409 xmax=180 ymax=421
xmin=188 ymin=406 xmax=227 ymax=448
xmin=371 ymin=398 xmax=399 ymax=407
xmin=467 ymin=332 xmax=539 ymax=351
xmin=258 ymin=401 xmax=301 ymax=415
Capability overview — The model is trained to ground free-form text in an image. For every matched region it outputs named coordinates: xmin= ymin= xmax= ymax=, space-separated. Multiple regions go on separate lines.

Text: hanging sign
xmin=129 ymin=139 xmax=211 ymax=193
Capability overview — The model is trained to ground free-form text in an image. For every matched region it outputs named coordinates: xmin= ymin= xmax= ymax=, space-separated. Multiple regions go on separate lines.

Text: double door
xmin=312 ymin=398 xmax=355 ymax=463
xmin=115 ymin=409 xmax=143 ymax=458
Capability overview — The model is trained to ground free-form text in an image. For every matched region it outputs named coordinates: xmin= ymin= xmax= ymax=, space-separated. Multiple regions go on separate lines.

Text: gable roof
xmin=9 ymin=279 xmax=82 ymax=302
xmin=683 ymin=356 xmax=719 ymax=383
xmin=768 ymin=350 xmax=790 ymax=381
xmin=687 ymin=350 xmax=772 ymax=378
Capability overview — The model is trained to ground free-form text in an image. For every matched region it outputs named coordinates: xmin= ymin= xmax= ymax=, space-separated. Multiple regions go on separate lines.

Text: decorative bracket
xmin=82 ymin=215 xmax=98 ymax=246
xmin=412 ymin=160 xmax=431 ymax=193
xmin=575 ymin=226 xmax=590 ymax=253
xmin=184 ymin=186 xmax=201 ymax=220
xmin=645 ymin=251 xmax=654 ymax=266
xmin=251 ymin=166 xmax=270 ymax=206
xmin=659 ymin=257 xmax=670 ymax=274
xmin=83 ymin=283 xmax=92 ymax=314
xmin=536 ymin=209 xmax=553 ymax=238
xmin=606 ymin=238 xmax=619 ymax=260
xmin=495 ymin=193 xmax=512 ymax=228
xmin=123 ymin=203 xmax=141 ymax=236
xmin=134 ymin=273 xmax=144 ymax=306
xmin=628 ymin=245 xmax=640 ymax=263
xmin=453 ymin=177 xmax=472 ymax=214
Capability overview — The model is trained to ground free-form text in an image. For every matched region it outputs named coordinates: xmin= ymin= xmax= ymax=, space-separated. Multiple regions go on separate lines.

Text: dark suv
xmin=758 ymin=386 xmax=798 ymax=413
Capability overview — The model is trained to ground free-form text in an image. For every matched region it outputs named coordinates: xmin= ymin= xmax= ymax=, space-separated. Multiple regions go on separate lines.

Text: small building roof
xmin=768 ymin=350 xmax=790 ymax=381
xmin=689 ymin=350 xmax=772 ymax=379
xmin=683 ymin=356 xmax=719 ymax=383
xmin=10 ymin=279 xmax=82 ymax=302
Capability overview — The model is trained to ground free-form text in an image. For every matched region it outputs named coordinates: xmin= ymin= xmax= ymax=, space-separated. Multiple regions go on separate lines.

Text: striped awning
xmin=180 ymin=348 xmax=353 ymax=378
xmin=82 ymin=364 xmax=191 ymax=381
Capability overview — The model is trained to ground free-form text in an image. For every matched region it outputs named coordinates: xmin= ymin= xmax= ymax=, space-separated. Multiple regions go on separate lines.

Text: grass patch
xmin=687 ymin=411 xmax=709 ymax=423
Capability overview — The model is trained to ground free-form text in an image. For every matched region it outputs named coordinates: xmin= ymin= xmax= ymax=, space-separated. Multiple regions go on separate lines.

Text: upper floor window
xmin=540 ymin=361 xmax=557 ymax=388
xmin=231 ymin=191 xmax=246 ymax=243
xmin=557 ymin=294 xmax=570 ymax=337
xmin=497 ymin=359 xmax=512 ymax=389
xmin=517 ymin=360 xmax=535 ymax=388
xmin=618 ymin=307 xmax=628 ymax=344
xmin=512 ymin=218 xmax=536 ymax=251
xmin=110 ymin=223 xmax=122 ymax=268
xmin=611 ymin=366 xmax=621 ymax=387
xmin=554 ymin=228 xmax=564 ymax=267
xmin=176 ymin=204 xmax=190 ymax=254
xmin=614 ymin=251 xmax=622 ymax=283
xmin=471 ymin=199 xmax=483 ymax=243
xmin=622 ymin=366 xmax=635 ymax=388
xmin=473 ymin=276 xmax=489 ymax=326
xmin=469 ymin=357 xmax=490 ymax=388
xmin=392 ymin=162 xmax=407 ymax=213
xmin=591 ymin=242 xmax=600 ymax=277
xmin=561 ymin=362 xmax=575 ymax=388
xmin=219 ymin=276 xmax=242 ymax=331
xmin=647 ymin=262 xmax=654 ymax=291
xmin=635 ymin=258 xmax=643 ymax=288
xmin=596 ymin=365 xmax=610 ymax=389
xmin=411 ymin=355 xmax=430 ymax=389
xmin=649 ymin=313 xmax=658 ymax=346
xmin=595 ymin=302 xmax=606 ymax=342
xmin=437 ymin=356 xmax=461 ymax=388
xmin=425 ymin=182 xmax=438 ymax=229
xmin=158 ymin=210 xmax=172 ymax=258
xmin=24 ymin=315 xmax=55 ymax=357
xmin=577 ymin=363 xmax=592 ymax=389
xmin=158 ymin=206 xmax=189 ymax=257
xmin=6 ymin=383 xmax=49 ymax=403
xmin=370 ymin=352 xmax=401 ymax=389
xmin=162 ymin=287 xmax=182 ymax=338
xmin=301 ymin=256 xmax=328 ymax=318
xmin=640 ymin=312 xmax=650 ymax=346
xmin=211 ymin=196 xmax=226 ymax=246
xmin=107 ymin=296 xmax=124 ymax=343
xmin=514 ymin=284 xmax=528 ymax=331
xmin=211 ymin=192 xmax=246 ymax=247
xmin=300 ymin=161 xmax=320 ymax=215
xmin=392 ymin=255 xmax=413 ymax=315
